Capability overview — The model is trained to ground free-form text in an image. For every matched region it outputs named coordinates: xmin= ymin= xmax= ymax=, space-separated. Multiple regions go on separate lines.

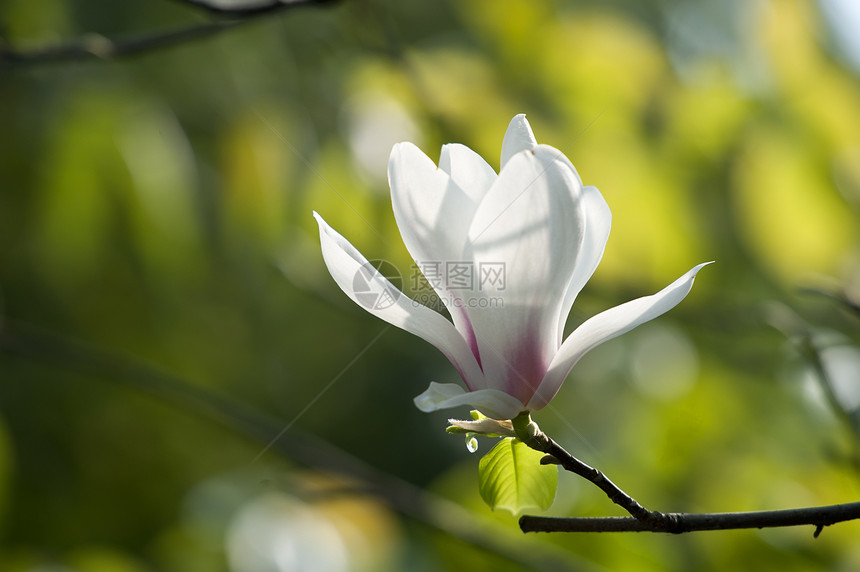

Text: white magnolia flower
xmin=314 ymin=114 xmax=709 ymax=420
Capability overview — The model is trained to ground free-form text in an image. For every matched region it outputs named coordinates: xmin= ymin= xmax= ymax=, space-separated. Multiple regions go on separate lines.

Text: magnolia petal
xmin=388 ymin=142 xmax=483 ymax=362
xmin=414 ymin=382 xmax=526 ymax=420
xmin=439 ymin=143 xmax=497 ymax=205
xmin=500 ymin=113 xmax=583 ymax=185
xmin=500 ymin=114 xmax=537 ymax=169
xmin=528 ymin=261 xmax=713 ymax=410
xmin=535 ymin=144 xmax=583 ymax=186
xmin=389 ymin=142 xmax=476 ymax=265
xmin=556 ymin=185 xmax=612 ymax=343
xmin=465 ymin=148 xmax=586 ymax=403
xmin=314 ymin=212 xmax=485 ymax=389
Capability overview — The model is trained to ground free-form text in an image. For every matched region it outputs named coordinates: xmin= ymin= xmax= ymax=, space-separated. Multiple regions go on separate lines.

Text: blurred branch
xmin=0 ymin=25 xmax=236 ymax=65
xmin=512 ymin=413 xmax=860 ymax=535
xmin=0 ymin=0 xmax=338 ymax=66
xmin=767 ymin=300 xmax=860 ymax=470
xmin=799 ymin=285 xmax=860 ymax=319
xmin=0 ymin=320 xmax=582 ymax=572
xmin=796 ymin=332 xmax=858 ymax=445
xmin=172 ymin=0 xmax=337 ymax=17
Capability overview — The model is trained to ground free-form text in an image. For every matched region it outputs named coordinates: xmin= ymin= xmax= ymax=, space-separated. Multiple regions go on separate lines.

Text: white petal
xmin=500 ymin=114 xmax=537 ymax=169
xmin=557 ymin=185 xmax=611 ymax=343
xmin=414 ymin=382 xmax=526 ymax=420
xmin=438 ymin=143 xmax=497 ymax=205
xmin=388 ymin=142 xmax=483 ymax=362
xmin=464 ymin=147 xmax=586 ymax=403
xmin=389 ymin=142 xmax=476 ymax=265
xmin=500 ymin=115 xmax=584 ymax=185
xmin=536 ymin=144 xmax=583 ymax=187
xmin=528 ymin=262 xmax=712 ymax=410
xmin=313 ymin=212 xmax=484 ymax=389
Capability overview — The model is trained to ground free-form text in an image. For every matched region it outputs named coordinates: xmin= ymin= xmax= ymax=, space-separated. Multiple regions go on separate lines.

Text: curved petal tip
xmin=527 ymin=259 xmax=713 ymax=411
xmin=501 ymin=114 xmax=538 ymax=168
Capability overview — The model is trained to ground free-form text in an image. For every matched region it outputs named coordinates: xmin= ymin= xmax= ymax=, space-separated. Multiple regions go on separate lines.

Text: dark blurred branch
xmin=799 ymin=285 xmax=860 ymax=319
xmin=0 ymin=0 xmax=338 ymax=66
xmin=767 ymin=300 xmax=860 ymax=470
xmin=513 ymin=413 xmax=860 ymax=535
xmin=0 ymin=25 xmax=236 ymax=65
xmin=797 ymin=333 xmax=857 ymax=443
xmin=520 ymin=502 xmax=860 ymax=534
xmin=172 ymin=0 xmax=337 ymax=17
xmin=0 ymin=320 xmax=581 ymax=572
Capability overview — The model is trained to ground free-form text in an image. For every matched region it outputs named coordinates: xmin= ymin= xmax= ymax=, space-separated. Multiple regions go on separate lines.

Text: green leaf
xmin=478 ymin=437 xmax=557 ymax=515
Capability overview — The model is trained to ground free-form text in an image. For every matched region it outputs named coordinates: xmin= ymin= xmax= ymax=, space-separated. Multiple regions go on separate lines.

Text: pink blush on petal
xmin=454 ymin=306 xmax=483 ymax=371
xmin=502 ymin=327 xmax=551 ymax=404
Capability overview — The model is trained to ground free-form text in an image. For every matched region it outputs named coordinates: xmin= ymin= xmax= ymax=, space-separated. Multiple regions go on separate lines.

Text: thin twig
xmin=0 ymin=0 xmax=338 ymax=66
xmin=511 ymin=413 xmax=675 ymax=528
xmin=512 ymin=413 xmax=860 ymax=535
xmin=520 ymin=502 xmax=860 ymax=534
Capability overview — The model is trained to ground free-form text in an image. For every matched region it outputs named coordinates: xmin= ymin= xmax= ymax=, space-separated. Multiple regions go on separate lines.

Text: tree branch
xmin=520 ymin=502 xmax=860 ymax=535
xmin=512 ymin=413 xmax=675 ymax=528
xmin=512 ymin=413 xmax=860 ymax=535
xmin=0 ymin=0 xmax=338 ymax=66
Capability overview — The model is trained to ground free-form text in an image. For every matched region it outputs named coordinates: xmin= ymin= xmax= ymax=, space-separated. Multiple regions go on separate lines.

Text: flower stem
xmin=511 ymin=412 xmax=677 ymax=529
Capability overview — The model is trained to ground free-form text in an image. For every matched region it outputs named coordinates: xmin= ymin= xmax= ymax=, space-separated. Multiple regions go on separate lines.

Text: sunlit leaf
xmin=478 ymin=438 xmax=557 ymax=515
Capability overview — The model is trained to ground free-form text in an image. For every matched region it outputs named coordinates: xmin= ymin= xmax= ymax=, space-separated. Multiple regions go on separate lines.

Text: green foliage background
xmin=2 ymin=0 xmax=860 ymax=569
